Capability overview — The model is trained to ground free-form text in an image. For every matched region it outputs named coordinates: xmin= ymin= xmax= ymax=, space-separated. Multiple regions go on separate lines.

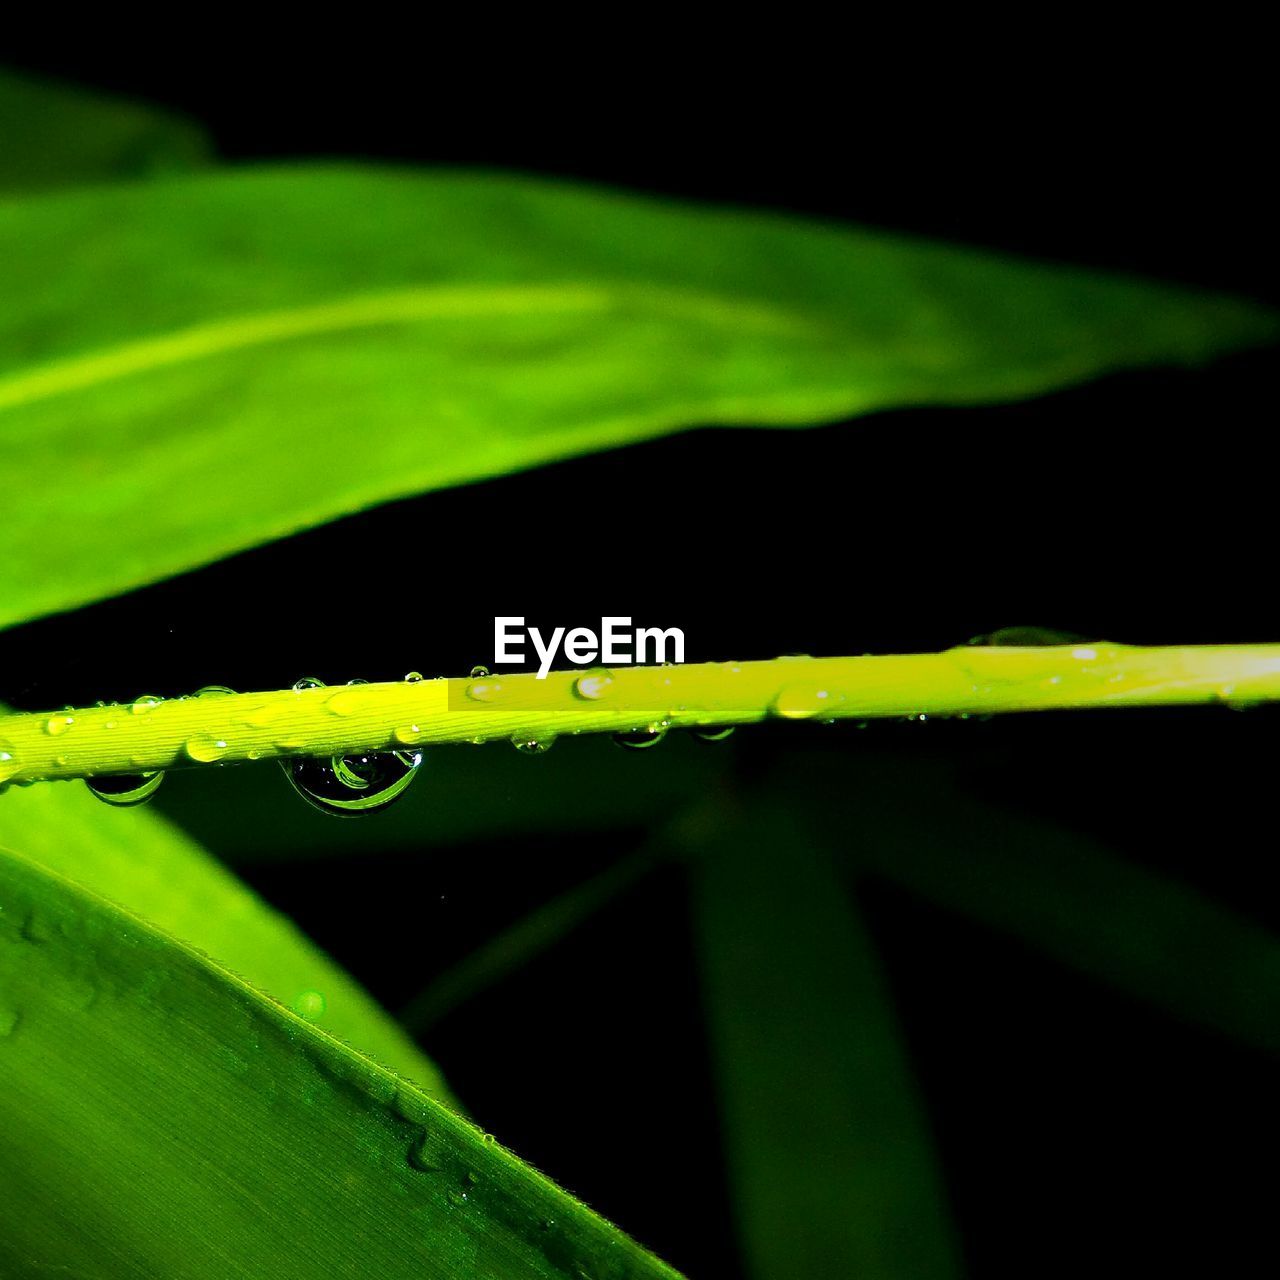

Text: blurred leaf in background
xmin=691 ymin=801 xmax=961 ymax=1280
xmin=1 ymin=160 xmax=1274 ymax=628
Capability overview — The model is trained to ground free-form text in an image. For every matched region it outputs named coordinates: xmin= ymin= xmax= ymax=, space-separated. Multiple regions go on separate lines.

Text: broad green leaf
xmin=789 ymin=751 xmax=1280 ymax=1055
xmin=690 ymin=803 xmax=960 ymax=1280
xmin=0 ymin=848 xmax=683 ymax=1278
xmin=0 ymin=69 xmax=211 ymax=193
xmin=1 ymin=167 xmax=1274 ymax=629
xmin=0 ymin=773 xmax=452 ymax=1102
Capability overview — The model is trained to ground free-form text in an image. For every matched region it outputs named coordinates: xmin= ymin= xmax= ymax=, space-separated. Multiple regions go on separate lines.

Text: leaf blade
xmin=0 ymin=771 xmax=452 ymax=1101
xmin=0 ymin=845 xmax=683 ymax=1278
xmin=1 ymin=166 xmax=1273 ymax=629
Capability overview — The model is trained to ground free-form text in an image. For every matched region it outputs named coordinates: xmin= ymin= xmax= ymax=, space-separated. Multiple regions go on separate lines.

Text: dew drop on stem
xmin=613 ymin=725 xmax=668 ymax=750
xmin=0 ymin=740 xmax=19 ymax=784
xmin=86 ymin=771 xmax=165 ymax=807
xmin=282 ymin=749 xmax=423 ymax=817
xmin=574 ymin=668 xmax=615 ymax=700
xmin=965 ymin=626 xmax=1094 ymax=647
xmin=691 ymin=725 xmax=735 ymax=743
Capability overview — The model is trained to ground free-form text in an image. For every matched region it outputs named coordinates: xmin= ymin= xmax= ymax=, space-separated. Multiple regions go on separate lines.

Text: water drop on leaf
xmin=574 ymin=668 xmax=615 ymax=700
xmin=613 ymin=726 xmax=667 ymax=750
xmin=293 ymin=990 xmax=326 ymax=1020
xmin=468 ymin=665 xmax=490 ymax=680
xmin=283 ymin=749 xmax=423 ymax=817
xmin=772 ymin=686 xmax=838 ymax=719
xmin=130 ymin=695 xmax=162 ymax=715
xmin=511 ymin=734 xmax=555 ymax=755
xmin=966 ymin=626 xmax=1093 ymax=647
xmin=691 ymin=725 xmax=735 ymax=743
xmin=185 ymin=735 xmax=229 ymax=763
xmin=86 ymin=771 xmax=165 ymax=807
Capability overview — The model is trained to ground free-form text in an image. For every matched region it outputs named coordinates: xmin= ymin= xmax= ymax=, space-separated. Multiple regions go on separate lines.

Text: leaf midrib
xmin=0 ymin=282 xmax=827 ymax=414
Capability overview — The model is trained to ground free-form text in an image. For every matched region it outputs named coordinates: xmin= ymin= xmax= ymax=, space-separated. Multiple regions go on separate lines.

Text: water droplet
xmin=293 ymin=676 xmax=326 ymax=692
xmin=43 ymin=714 xmax=74 ymax=736
xmin=404 ymin=671 xmax=424 ymax=683
xmin=185 ymin=735 xmax=229 ymax=763
xmin=293 ymin=990 xmax=326 ymax=1020
xmin=407 ymin=1131 xmax=444 ymax=1173
xmin=0 ymin=740 xmax=19 ymax=784
xmin=393 ymin=724 xmax=423 ymax=744
xmin=130 ymin=695 xmax=162 ymax=715
xmin=511 ymin=734 xmax=555 ymax=755
xmin=772 ymin=686 xmax=838 ymax=719
xmin=86 ymin=771 xmax=165 ymax=807
xmin=613 ymin=725 xmax=667 ymax=750
xmin=195 ymin=684 xmax=236 ymax=698
xmin=466 ymin=679 xmax=503 ymax=702
xmin=966 ymin=626 xmax=1092 ymax=647
xmin=691 ymin=725 xmax=735 ymax=743
xmin=481 ymin=1132 xmax=497 ymax=1145
xmin=324 ymin=686 xmax=369 ymax=716
xmin=468 ymin=664 xmax=490 ymax=680
xmin=283 ymin=749 xmax=423 ymax=817
xmin=1217 ymin=684 xmax=1258 ymax=711
xmin=574 ymin=668 xmax=615 ymax=700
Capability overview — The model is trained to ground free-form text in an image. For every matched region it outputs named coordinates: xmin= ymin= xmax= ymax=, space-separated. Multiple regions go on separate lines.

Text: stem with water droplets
xmin=2 ymin=643 xmax=1280 ymax=787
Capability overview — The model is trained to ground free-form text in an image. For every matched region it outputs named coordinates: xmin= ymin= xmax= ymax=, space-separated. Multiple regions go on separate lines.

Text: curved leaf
xmin=0 ymin=772 xmax=452 ymax=1102
xmin=1 ymin=166 xmax=1273 ymax=628
xmin=0 ymin=68 xmax=210 ymax=193
xmin=0 ymin=847 xmax=682 ymax=1278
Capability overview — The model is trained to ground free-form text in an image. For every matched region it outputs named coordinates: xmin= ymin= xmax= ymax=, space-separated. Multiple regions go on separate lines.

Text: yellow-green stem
xmin=2 ymin=643 xmax=1279 ymax=787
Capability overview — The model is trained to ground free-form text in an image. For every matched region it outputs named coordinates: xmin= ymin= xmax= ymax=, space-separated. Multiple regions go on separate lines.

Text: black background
xmin=1 ymin=39 xmax=1276 ymax=1277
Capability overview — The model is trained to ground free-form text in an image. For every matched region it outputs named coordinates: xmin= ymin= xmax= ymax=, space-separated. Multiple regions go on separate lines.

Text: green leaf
xmin=0 ymin=847 xmax=683 ymax=1278
xmin=0 ymin=772 xmax=452 ymax=1102
xmin=690 ymin=802 xmax=960 ymax=1280
xmin=0 ymin=69 xmax=211 ymax=193
xmin=1 ymin=167 xmax=1274 ymax=630
xmin=789 ymin=750 xmax=1280 ymax=1056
